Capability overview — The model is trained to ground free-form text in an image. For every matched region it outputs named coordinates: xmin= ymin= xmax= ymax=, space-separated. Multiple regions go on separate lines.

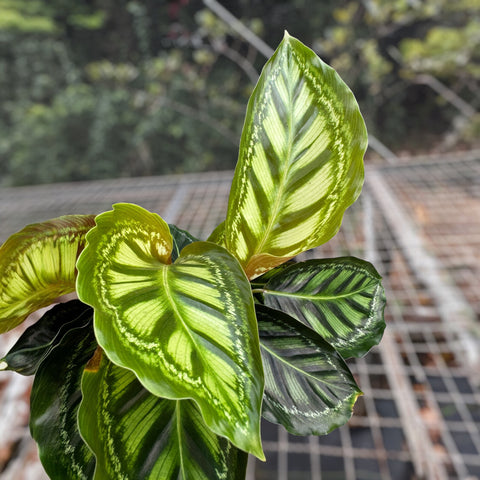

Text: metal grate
xmin=0 ymin=152 xmax=479 ymax=479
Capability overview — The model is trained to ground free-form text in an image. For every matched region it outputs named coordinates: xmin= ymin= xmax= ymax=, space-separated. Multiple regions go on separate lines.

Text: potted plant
xmin=0 ymin=33 xmax=385 ymax=479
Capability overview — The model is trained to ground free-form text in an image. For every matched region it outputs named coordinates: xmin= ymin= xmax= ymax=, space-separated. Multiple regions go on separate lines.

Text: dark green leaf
xmin=0 ymin=300 xmax=92 ymax=375
xmin=257 ymin=304 xmax=362 ymax=436
xmin=258 ymin=257 xmax=386 ymax=358
xmin=29 ymin=307 xmax=97 ymax=480
xmin=169 ymin=223 xmax=199 ymax=262
xmin=78 ymin=350 xmax=248 ymax=480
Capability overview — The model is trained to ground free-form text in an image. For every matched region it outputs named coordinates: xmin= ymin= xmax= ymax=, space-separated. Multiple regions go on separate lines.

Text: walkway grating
xmin=0 ymin=151 xmax=479 ymax=479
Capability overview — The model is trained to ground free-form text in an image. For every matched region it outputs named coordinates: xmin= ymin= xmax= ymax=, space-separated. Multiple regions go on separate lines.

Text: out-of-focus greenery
xmin=0 ymin=0 xmax=478 ymax=186
xmin=317 ymin=0 xmax=480 ymax=148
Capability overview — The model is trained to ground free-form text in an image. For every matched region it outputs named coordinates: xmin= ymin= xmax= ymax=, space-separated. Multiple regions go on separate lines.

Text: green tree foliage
xmin=0 ymin=0 xmax=478 ymax=186
xmin=0 ymin=0 xmax=260 ymax=185
xmin=317 ymin=0 xmax=480 ymax=148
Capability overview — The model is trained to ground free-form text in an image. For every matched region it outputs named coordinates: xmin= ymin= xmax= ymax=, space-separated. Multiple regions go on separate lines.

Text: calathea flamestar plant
xmin=0 ymin=33 xmax=385 ymax=479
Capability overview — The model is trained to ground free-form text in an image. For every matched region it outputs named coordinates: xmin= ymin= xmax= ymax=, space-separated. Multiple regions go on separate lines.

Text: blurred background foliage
xmin=0 ymin=0 xmax=478 ymax=186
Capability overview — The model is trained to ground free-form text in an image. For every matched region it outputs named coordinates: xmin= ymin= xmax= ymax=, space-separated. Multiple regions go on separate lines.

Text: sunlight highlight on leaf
xmin=0 ymin=215 xmax=96 ymax=333
xmin=223 ymin=32 xmax=367 ymax=279
xmin=76 ymin=203 xmax=264 ymax=458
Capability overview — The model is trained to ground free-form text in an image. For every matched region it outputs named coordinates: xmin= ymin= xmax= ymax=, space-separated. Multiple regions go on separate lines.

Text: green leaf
xmin=223 ymin=32 xmax=367 ymax=279
xmin=207 ymin=220 xmax=225 ymax=245
xmin=257 ymin=257 xmax=386 ymax=358
xmin=257 ymin=304 xmax=362 ymax=436
xmin=169 ymin=223 xmax=199 ymax=262
xmin=78 ymin=350 xmax=248 ymax=480
xmin=29 ymin=305 xmax=96 ymax=480
xmin=0 ymin=215 xmax=96 ymax=333
xmin=76 ymin=203 xmax=264 ymax=459
xmin=0 ymin=300 xmax=92 ymax=375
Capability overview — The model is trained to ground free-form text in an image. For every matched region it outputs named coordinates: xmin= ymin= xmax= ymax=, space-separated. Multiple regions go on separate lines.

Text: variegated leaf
xmin=0 ymin=300 xmax=92 ymax=375
xmin=223 ymin=32 xmax=367 ymax=279
xmin=29 ymin=303 xmax=96 ymax=479
xmin=257 ymin=257 xmax=386 ymax=358
xmin=257 ymin=305 xmax=362 ymax=436
xmin=76 ymin=203 xmax=264 ymax=459
xmin=0 ymin=215 xmax=96 ymax=333
xmin=78 ymin=349 xmax=248 ymax=480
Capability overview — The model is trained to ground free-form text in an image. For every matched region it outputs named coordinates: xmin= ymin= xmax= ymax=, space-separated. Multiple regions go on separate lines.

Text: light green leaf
xmin=257 ymin=305 xmax=362 ymax=436
xmin=223 ymin=32 xmax=367 ymax=279
xmin=76 ymin=203 xmax=264 ymax=459
xmin=78 ymin=350 xmax=248 ymax=480
xmin=29 ymin=303 xmax=96 ymax=480
xmin=207 ymin=220 xmax=225 ymax=246
xmin=0 ymin=300 xmax=92 ymax=375
xmin=0 ymin=215 xmax=96 ymax=333
xmin=257 ymin=257 xmax=386 ymax=358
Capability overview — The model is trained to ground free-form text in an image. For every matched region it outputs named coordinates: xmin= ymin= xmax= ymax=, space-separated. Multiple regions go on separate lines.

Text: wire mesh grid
xmin=0 ymin=152 xmax=479 ymax=479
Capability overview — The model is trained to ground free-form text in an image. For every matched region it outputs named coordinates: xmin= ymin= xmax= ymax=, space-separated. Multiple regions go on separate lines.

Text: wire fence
xmin=0 ymin=151 xmax=479 ymax=479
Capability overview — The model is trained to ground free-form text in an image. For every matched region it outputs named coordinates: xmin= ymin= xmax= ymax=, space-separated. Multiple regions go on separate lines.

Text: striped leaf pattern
xmin=259 ymin=257 xmax=386 ymax=358
xmin=0 ymin=300 xmax=92 ymax=375
xmin=76 ymin=203 xmax=264 ymax=458
xmin=257 ymin=305 xmax=362 ymax=436
xmin=78 ymin=350 xmax=248 ymax=480
xmin=0 ymin=214 xmax=96 ymax=333
xmin=223 ymin=33 xmax=367 ymax=279
xmin=29 ymin=303 xmax=96 ymax=480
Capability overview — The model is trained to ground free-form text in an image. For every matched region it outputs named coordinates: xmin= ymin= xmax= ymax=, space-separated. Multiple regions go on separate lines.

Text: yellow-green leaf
xmin=223 ymin=33 xmax=367 ymax=279
xmin=0 ymin=215 xmax=96 ymax=333
xmin=76 ymin=203 xmax=264 ymax=459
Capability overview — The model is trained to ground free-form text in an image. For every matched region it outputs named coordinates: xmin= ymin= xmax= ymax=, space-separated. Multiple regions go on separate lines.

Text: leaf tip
xmin=252 ymin=441 xmax=266 ymax=462
xmin=282 ymin=30 xmax=295 ymax=46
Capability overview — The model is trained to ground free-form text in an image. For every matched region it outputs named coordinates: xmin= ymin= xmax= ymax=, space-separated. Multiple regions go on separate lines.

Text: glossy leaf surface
xmin=169 ymin=224 xmax=199 ymax=262
xmin=29 ymin=304 xmax=96 ymax=480
xmin=76 ymin=203 xmax=264 ymax=458
xmin=257 ymin=305 xmax=362 ymax=436
xmin=0 ymin=215 xmax=95 ymax=333
xmin=259 ymin=257 xmax=386 ymax=358
xmin=0 ymin=300 xmax=92 ymax=375
xmin=223 ymin=32 xmax=367 ymax=279
xmin=79 ymin=350 xmax=248 ymax=480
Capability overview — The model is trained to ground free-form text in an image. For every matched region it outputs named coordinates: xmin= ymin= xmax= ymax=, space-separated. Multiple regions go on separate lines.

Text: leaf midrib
xmin=161 ymin=265 xmax=201 ymax=359
xmin=260 ymin=341 xmax=339 ymax=388
xmin=259 ymin=286 xmax=368 ymax=302
xmin=176 ymin=401 xmax=186 ymax=479
xmin=252 ymin=64 xmax=294 ymax=258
